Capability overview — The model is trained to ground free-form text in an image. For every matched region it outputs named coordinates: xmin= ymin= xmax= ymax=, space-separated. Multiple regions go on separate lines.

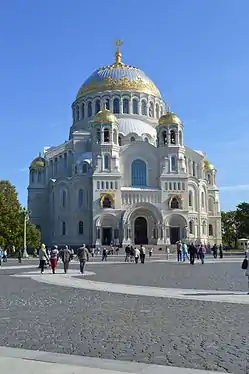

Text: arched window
xmin=104 ymin=154 xmax=110 ymax=169
xmin=82 ymin=162 xmax=88 ymax=174
xmin=113 ymin=98 xmax=120 ymax=113
xmin=96 ymin=128 xmax=101 ymax=143
xmin=79 ymin=221 xmax=84 ymax=235
xmin=144 ymin=137 xmax=148 ymax=143
xmin=189 ymin=190 xmax=193 ymax=206
xmin=73 ymin=108 xmax=76 ymax=122
xmin=171 ymin=156 xmax=176 ymax=172
xmin=102 ymin=196 xmax=112 ymax=208
xmin=179 ymin=131 xmax=183 ymax=145
xmin=209 ymin=224 xmax=213 ymax=236
xmin=130 ymin=136 xmax=135 ymax=142
xmin=31 ymin=170 xmax=34 ymax=183
xmin=95 ymin=99 xmax=101 ymax=114
xmin=131 ymin=159 xmax=147 ymax=187
xmin=38 ymin=171 xmax=41 ymax=182
xmin=113 ymin=129 xmax=117 ymax=144
xmin=192 ymin=161 xmax=196 ymax=177
xmin=149 ymin=102 xmax=154 ymax=117
xmin=123 ymin=99 xmax=129 ymax=114
xmin=201 ymin=191 xmax=205 ymax=207
xmin=162 ymin=130 xmax=167 ymax=144
xmin=78 ymin=189 xmax=84 ymax=207
xmin=207 ymin=174 xmax=211 ymax=184
xmin=208 ymin=197 xmax=214 ymax=214
xmin=156 ymin=104 xmax=160 ymax=119
xmin=81 ymin=103 xmax=85 ymax=119
xmin=170 ymin=130 xmax=176 ymax=144
xmin=87 ymin=102 xmax=92 ymax=117
xmin=132 ymin=99 xmax=138 ymax=114
xmin=76 ymin=106 xmax=80 ymax=121
xmin=118 ymin=135 xmax=122 ymax=146
xmin=74 ymin=165 xmax=77 ymax=174
xmin=141 ymin=100 xmax=147 ymax=115
xmin=62 ymin=221 xmax=66 ymax=235
xmin=171 ymin=197 xmax=179 ymax=209
xmin=62 ymin=190 xmax=66 ymax=208
xmin=160 ymin=106 xmax=163 ymax=116
xmin=189 ymin=220 xmax=193 ymax=234
xmin=104 ymin=128 xmax=110 ymax=142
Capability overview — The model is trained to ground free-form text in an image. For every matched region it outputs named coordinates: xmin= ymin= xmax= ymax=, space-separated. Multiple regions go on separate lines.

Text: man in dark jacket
xmin=189 ymin=243 xmax=197 ymax=265
xmin=77 ymin=244 xmax=89 ymax=274
xmin=59 ymin=245 xmax=72 ymax=274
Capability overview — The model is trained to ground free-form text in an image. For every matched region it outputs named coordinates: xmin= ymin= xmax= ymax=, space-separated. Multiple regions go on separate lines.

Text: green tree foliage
xmin=0 ymin=180 xmax=40 ymax=251
xmin=235 ymin=202 xmax=249 ymax=238
xmin=221 ymin=210 xmax=237 ymax=248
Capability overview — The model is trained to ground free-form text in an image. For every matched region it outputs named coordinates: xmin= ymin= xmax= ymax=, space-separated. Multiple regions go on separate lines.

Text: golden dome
xmin=158 ymin=109 xmax=182 ymax=126
xmin=94 ymin=106 xmax=117 ymax=123
xmin=30 ymin=154 xmax=46 ymax=169
xmin=202 ymin=159 xmax=215 ymax=171
xmin=77 ymin=41 xmax=161 ymax=98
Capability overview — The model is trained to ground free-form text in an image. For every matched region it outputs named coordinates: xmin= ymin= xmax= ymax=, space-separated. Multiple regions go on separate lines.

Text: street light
xmin=22 ymin=207 xmax=31 ymax=258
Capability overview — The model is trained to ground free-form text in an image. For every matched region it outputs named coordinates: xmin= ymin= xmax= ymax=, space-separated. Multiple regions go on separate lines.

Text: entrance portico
xmin=94 ymin=213 xmax=121 ymax=246
xmin=122 ymin=203 xmax=163 ymax=245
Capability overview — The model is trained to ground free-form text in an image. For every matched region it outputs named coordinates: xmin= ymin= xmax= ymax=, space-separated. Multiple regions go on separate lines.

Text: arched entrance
xmin=168 ymin=214 xmax=187 ymax=244
xmin=134 ymin=217 xmax=148 ymax=244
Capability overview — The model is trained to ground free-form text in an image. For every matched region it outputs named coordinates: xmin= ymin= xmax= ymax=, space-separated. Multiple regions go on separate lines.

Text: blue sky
xmin=0 ymin=0 xmax=248 ymax=211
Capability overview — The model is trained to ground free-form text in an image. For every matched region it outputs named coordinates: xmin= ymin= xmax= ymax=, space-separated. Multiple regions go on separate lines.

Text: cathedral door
xmin=102 ymin=228 xmax=112 ymax=245
xmin=134 ymin=217 xmax=148 ymax=245
xmin=170 ymin=227 xmax=180 ymax=244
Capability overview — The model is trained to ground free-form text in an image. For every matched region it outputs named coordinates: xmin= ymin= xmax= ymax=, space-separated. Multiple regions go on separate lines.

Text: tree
xmin=221 ymin=210 xmax=237 ymax=248
xmin=0 ymin=180 xmax=41 ymax=251
xmin=235 ymin=202 xmax=249 ymax=239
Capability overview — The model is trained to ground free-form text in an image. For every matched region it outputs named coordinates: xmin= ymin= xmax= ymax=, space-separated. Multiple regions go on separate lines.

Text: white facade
xmin=28 ymin=47 xmax=222 ymax=247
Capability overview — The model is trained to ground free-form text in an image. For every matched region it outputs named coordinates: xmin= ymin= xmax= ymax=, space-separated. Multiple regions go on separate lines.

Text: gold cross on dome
xmin=115 ymin=39 xmax=123 ymax=51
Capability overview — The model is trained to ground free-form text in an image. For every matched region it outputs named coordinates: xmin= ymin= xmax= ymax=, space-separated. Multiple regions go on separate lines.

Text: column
xmin=95 ymin=226 xmax=101 ymax=246
xmin=157 ymin=224 xmax=165 ymax=245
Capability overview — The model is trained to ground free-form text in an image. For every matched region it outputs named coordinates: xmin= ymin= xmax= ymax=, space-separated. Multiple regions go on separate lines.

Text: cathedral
xmin=28 ymin=42 xmax=222 ymax=247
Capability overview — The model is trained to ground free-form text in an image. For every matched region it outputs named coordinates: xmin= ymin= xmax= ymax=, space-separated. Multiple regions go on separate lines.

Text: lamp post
xmin=23 ymin=207 xmax=30 ymax=258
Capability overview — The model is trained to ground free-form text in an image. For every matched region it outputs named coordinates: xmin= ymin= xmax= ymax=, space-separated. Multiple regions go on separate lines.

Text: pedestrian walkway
xmin=0 ymin=347 xmax=226 ymax=373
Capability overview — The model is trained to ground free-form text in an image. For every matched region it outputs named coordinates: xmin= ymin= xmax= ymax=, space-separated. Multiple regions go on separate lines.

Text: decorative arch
xmin=188 ymin=183 xmax=198 ymax=211
xmin=104 ymin=154 xmax=110 ymax=169
xmin=208 ymin=196 xmax=215 ymax=214
xmin=149 ymin=102 xmax=154 ymax=118
xmin=209 ymin=223 xmax=213 ymax=236
xmin=170 ymin=130 xmax=176 ymax=144
xmin=131 ymin=159 xmax=147 ymax=187
xmin=99 ymin=193 xmax=115 ymax=209
xmin=122 ymin=202 xmax=163 ymax=225
xmin=82 ymin=162 xmax=88 ymax=174
xmin=81 ymin=103 xmax=85 ymax=119
xmin=104 ymin=128 xmax=110 ymax=142
xmin=130 ymin=136 xmax=135 ymax=142
xmin=76 ymin=105 xmax=80 ymax=121
xmin=161 ymin=129 xmax=167 ymax=144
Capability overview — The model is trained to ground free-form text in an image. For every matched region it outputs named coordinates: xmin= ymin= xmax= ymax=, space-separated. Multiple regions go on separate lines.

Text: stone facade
xmin=28 ymin=48 xmax=222 ymax=247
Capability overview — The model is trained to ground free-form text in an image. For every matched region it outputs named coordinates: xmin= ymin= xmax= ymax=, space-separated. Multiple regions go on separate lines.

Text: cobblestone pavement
xmin=84 ymin=261 xmax=248 ymax=292
xmin=0 ymin=262 xmax=248 ymax=374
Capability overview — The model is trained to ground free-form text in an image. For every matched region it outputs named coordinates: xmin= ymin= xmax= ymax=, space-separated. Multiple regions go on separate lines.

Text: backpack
xmin=241 ymin=258 xmax=248 ymax=270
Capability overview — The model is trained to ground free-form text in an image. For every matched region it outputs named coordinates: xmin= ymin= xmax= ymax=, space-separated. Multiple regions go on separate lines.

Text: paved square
xmin=0 ymin=258 xmax=248 ymax=373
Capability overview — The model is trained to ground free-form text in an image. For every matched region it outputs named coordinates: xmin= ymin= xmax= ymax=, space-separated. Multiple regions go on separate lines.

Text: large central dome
xmin=77 ymin=44 xmax=161 ymax=99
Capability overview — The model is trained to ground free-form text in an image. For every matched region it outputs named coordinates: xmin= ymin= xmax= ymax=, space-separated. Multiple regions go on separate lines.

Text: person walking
xmin=166 ymin=246 xmax=170 ymax=260
xmin=50 ymin=245 xmax=59 ymax=274
xmin=102 ymin=247 xmax=107 ymax=261
xmin=39 ymin=244 xmax=49 ymax=274
xmin=18 ymin=248 xmax=22 ymax=263
xmin=176 ymin=241 xmax=183 ymax=262
xmin=199 ymin=244 xmax=205 ymax=264
xmin=2 ymin=248 xmax=7 ymax=262
xmin=149 ymin=247 xmax=153 ymax=258
xmin=125 ymin=245 xmax=131 ymax=262
xmin=140 ymin=245 xmax=146 ymax=264
xmin=189 ymin=243 xmax=197 ymax=265
xmin=182 ymin=242 xmax=189 ymax=262
xmin=212 ymin=244 xmax=218 ymax=259
xmin=77 ymin=244 xmax=89 ymax=274
xmin=241 ymin=253 xmax=249 ymax=294
xmin=59 ymin=245 xmax=72 ymax=274
xmin=219 ymin=244 xmax=223 ymax=259
xmin=134 ymin=247 xmax=140 ymax=264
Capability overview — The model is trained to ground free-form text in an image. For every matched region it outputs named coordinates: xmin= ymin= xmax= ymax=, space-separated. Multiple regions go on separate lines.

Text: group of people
xmin=124 ymin=245 xmax=147 ymax=263
xmin=38 ymin=244 xmax=89 ymax=274
xmin=176 ymin=241 xmax=224 ymax=265
xmin=0 ymin=247 xmax=8 ymax=265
